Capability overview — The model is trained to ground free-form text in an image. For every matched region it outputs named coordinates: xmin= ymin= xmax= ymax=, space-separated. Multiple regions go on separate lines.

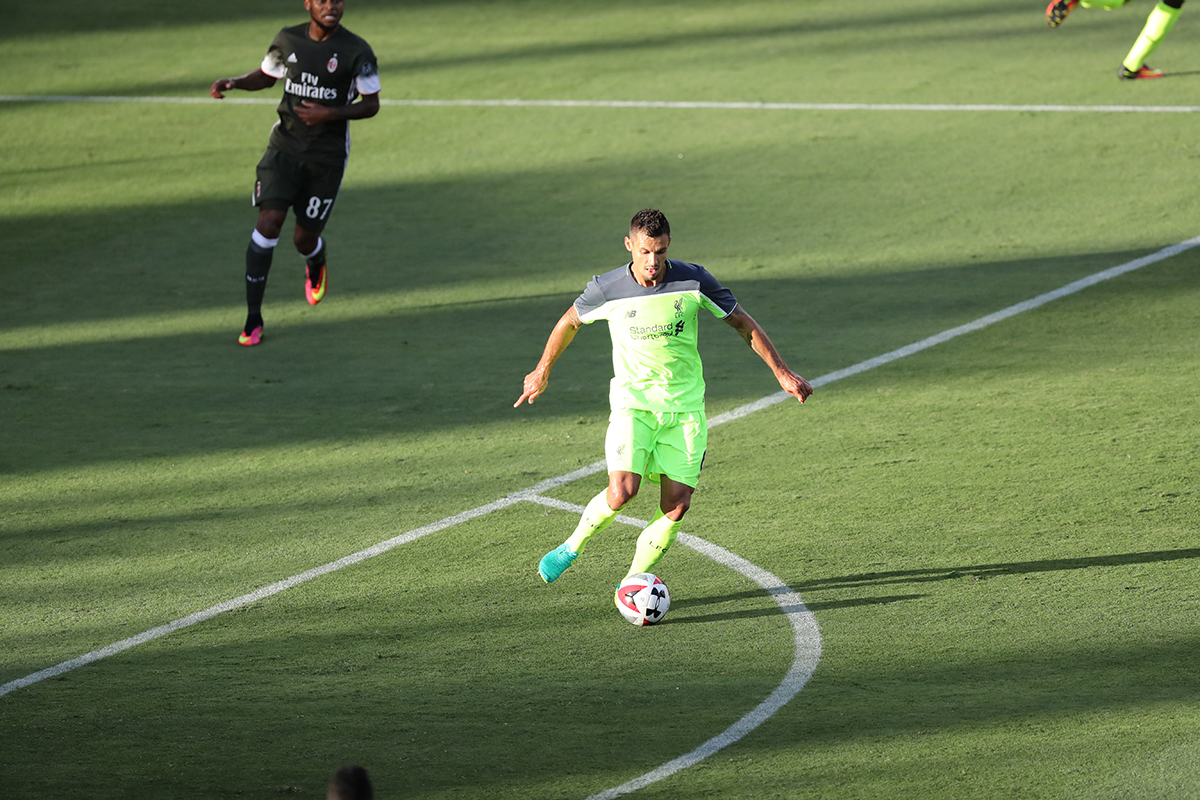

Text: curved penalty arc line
xmin=521 ymin=495 xmax=822 ymax=800
xmin=587 ymin=533 xmax=821 ymax=800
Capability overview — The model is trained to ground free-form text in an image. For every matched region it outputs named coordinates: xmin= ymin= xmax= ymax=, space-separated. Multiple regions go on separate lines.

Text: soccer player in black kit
xmin=211 ymin=0 xmax=381 ymax=346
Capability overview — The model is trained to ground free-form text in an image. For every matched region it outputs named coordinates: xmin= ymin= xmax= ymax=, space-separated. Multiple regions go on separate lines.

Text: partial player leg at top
xmin=1045 ymin=0 xmax=1181 ymax=79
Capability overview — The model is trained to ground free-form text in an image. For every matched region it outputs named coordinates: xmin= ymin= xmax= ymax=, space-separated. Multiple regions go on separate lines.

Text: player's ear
xmin=625 ymin=236 xmax=633 ymax=252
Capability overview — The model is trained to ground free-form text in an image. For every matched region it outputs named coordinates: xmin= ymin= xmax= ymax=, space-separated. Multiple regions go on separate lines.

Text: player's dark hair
xmin=630 ymin=208 xmax=670 ymax=239
xmin=328 ymin=765 xmax=373 ymax=800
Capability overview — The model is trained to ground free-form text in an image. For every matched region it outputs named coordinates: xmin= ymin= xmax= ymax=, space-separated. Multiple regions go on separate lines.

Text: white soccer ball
xmin=615 ymin=573 xmax=670 ymax=626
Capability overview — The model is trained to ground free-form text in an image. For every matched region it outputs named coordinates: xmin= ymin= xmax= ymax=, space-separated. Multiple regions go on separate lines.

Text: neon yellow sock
xmin=1124 ymin=2 xmax=1180 ymax=70
xmin=625 ymin=514 xmax=682 ymax=578
xmin=565 ymin=490 xmax=618 ymax=554
xmin=1080 ymin=0 xmax=1129 ymax=9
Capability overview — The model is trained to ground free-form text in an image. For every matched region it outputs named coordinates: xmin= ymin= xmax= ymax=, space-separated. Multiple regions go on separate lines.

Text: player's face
xmin=305 ymin=0 xmax=344 ymax=31
xmin=626 ymin=230 xmax=671 ymax=287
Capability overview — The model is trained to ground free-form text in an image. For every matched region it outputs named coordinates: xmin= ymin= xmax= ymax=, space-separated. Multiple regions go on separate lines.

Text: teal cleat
xmin=538 ymin=544 xmax=578 ymax=583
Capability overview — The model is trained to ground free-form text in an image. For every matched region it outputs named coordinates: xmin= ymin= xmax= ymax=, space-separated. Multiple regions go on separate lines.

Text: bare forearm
xmin=231 ymin=69 xmax=277 ymax=91
xmin=295 ymin=94 xmax=380 ymax=125
xmin=515 ymin=307 xmax=582 ymax=407
xmin=744 ymin=322 xmax=791 ymax=376
xmin=312 ymin=95 xmax=379 ymax=121
xmin=728 ymin=310 xmax=782 ymax=371
xmin=534 ymin=313 xmax=579 ymax=376
xmin=211 ymin=69 xmax=276 ymax=98
xmin=725 ymin=306 xmax=813 ymax=403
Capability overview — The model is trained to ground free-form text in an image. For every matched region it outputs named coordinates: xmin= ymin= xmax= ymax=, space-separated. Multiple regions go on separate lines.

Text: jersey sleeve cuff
xmin=260 ymin=56 xmax=287 ymax=80
xmin=355 ymin=75 xmax=382 ymax=96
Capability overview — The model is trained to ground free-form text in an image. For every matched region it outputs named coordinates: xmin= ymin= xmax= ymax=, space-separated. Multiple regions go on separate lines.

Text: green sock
xmin=626 ymin=514 xmax=682 ymax=578
xmin=1080 ymin=0 xmax=1128 ymax=9
xmin=1124 ymin=2 xmax=1180 ymax=70
xmin=565 ymin=490 xmax=618 ymax=554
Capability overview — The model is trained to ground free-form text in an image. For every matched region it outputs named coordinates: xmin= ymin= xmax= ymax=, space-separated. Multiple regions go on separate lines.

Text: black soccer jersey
xmin=260 ymin=24 xmax=381 ymax=166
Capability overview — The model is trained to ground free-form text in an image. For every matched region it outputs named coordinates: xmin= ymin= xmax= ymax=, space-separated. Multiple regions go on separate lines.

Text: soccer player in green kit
xmin=1046 ymin=0 xmax=1183 ymax=80
xmin=515 ymin=209 xmax=813 ymax=594
xmin=211 ymin=0 xmax=381 ymax=346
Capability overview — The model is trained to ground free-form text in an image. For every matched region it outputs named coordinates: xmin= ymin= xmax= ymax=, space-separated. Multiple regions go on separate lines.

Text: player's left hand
xmin=295 ymin=101 xmax=335 ymax=125
xmin=780 ymin=370 xmax=813 ymax=404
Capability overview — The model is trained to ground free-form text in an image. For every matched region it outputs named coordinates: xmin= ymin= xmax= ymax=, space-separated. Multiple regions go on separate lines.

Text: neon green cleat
xmin=538 ymin=544 xmax=578 ymax=583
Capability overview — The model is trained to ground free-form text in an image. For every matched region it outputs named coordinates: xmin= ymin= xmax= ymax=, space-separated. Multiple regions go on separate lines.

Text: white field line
xmin=3 ymin=236 xmax=1197 ymax=794
xmin=0 ymin=497 xmax=522 ymax=697
xmin=3 ymin=94 xmax=1200 ymax=113
xmin=2 ymin=235 xmax=1193 ymax=689
xmin=707 ymin=235 xmax=1200 ymax=425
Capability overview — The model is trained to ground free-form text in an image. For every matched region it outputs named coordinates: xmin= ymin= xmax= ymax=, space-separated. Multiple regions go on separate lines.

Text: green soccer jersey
xmin=574 ymin=260 xmax=739 ymax=413
xmin=259 ymin=23 xmax=381 ymax=166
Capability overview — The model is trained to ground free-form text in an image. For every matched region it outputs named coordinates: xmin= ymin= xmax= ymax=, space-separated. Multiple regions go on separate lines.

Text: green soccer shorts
xmin=253 ymin=147 xmax=345 ymax=233
xmin=605 ymin=407 xmax=707 ymax=488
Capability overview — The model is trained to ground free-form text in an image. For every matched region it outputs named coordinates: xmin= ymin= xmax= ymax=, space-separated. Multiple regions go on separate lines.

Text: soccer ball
xmin=615 ymin=573 xmax=670 ymax=626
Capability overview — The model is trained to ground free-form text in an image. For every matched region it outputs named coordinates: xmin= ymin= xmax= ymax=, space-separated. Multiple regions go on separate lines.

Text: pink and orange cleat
xmin=306 ymin=264 xmax=327 ymax=305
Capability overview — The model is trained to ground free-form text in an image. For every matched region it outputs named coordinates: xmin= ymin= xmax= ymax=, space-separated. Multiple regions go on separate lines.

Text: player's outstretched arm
xmin=514 ymin=306 xmax=583 ymax=408
xmin=724 ymin=305 xmax=813 ymax=403
xmin=210 ymin=69 xmax=277 ymax=99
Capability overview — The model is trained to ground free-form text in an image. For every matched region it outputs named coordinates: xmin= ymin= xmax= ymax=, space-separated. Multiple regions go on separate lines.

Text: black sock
xmin=243 ymin=311 xmax=264 ymax=335
xmin=246 ymin=239 xmax=275 ymax=321
xmin=305 ymin=240 xmax=326 ymax=283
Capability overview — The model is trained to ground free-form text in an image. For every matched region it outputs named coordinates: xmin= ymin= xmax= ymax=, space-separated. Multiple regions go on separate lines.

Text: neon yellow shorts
xmin=605 ymin=408 xmax=707 ymax=488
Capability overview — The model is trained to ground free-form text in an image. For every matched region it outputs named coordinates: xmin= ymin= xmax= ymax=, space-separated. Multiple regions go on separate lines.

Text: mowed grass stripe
xmin=5 ymin=231 xmax=1191 ymax=706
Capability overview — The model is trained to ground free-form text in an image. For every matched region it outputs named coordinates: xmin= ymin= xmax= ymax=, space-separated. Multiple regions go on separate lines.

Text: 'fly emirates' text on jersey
xmin=574 ymin=260 xmax=738 ymax=413
xmin=260 ymin=24 xmax=381 ymax=166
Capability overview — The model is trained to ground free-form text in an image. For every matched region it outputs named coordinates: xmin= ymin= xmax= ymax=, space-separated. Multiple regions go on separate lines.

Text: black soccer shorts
xmin=253 ymin=147 xmax=345 ymax=233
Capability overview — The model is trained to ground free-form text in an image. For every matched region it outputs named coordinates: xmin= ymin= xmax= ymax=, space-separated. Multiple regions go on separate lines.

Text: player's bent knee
xmin=608 ymin=478 xmax=641 ymax=509
xmin=293 ymin=226 xmax=321 ymax=252
xmin=256 ymin=210 xmax=287 ymax=239
xmin=609 ymin=487 xmax=637 ymax=508
xmin=664 ymin=500 xmax=690 ymax=521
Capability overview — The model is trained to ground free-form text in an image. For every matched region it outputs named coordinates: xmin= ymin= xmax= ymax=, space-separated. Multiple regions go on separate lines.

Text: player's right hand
xmin=514 ymin=371 xmax=547 ymax=408
xmin=210 ymin=79 xmax=233 ymax=99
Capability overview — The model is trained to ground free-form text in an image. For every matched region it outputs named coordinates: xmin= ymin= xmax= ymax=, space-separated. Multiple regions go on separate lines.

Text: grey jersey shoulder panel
xmin=574 ymin=260 xmax=738 ymax=318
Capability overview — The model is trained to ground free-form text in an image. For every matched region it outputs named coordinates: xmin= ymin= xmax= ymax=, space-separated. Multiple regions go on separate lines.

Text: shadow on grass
xmin=10 ymin=0 xmax=1027 ymax=55
xmin=5 ymin=110 xmax=1198 ymax=486
xmin=670 ymin=547 xmax=1200 ymax=622
xmin=3 ymin=235 xmax=1186 ymax=481
xmin=670 ymin=592 xmax=926 ymax=624
xmin=796 ymin=547 xmax=1200 ymax=590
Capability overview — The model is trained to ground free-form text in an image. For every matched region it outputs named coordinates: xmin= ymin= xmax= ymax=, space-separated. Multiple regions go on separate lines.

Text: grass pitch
xmin=2 ymin=0 xmax=1198 ymax=797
